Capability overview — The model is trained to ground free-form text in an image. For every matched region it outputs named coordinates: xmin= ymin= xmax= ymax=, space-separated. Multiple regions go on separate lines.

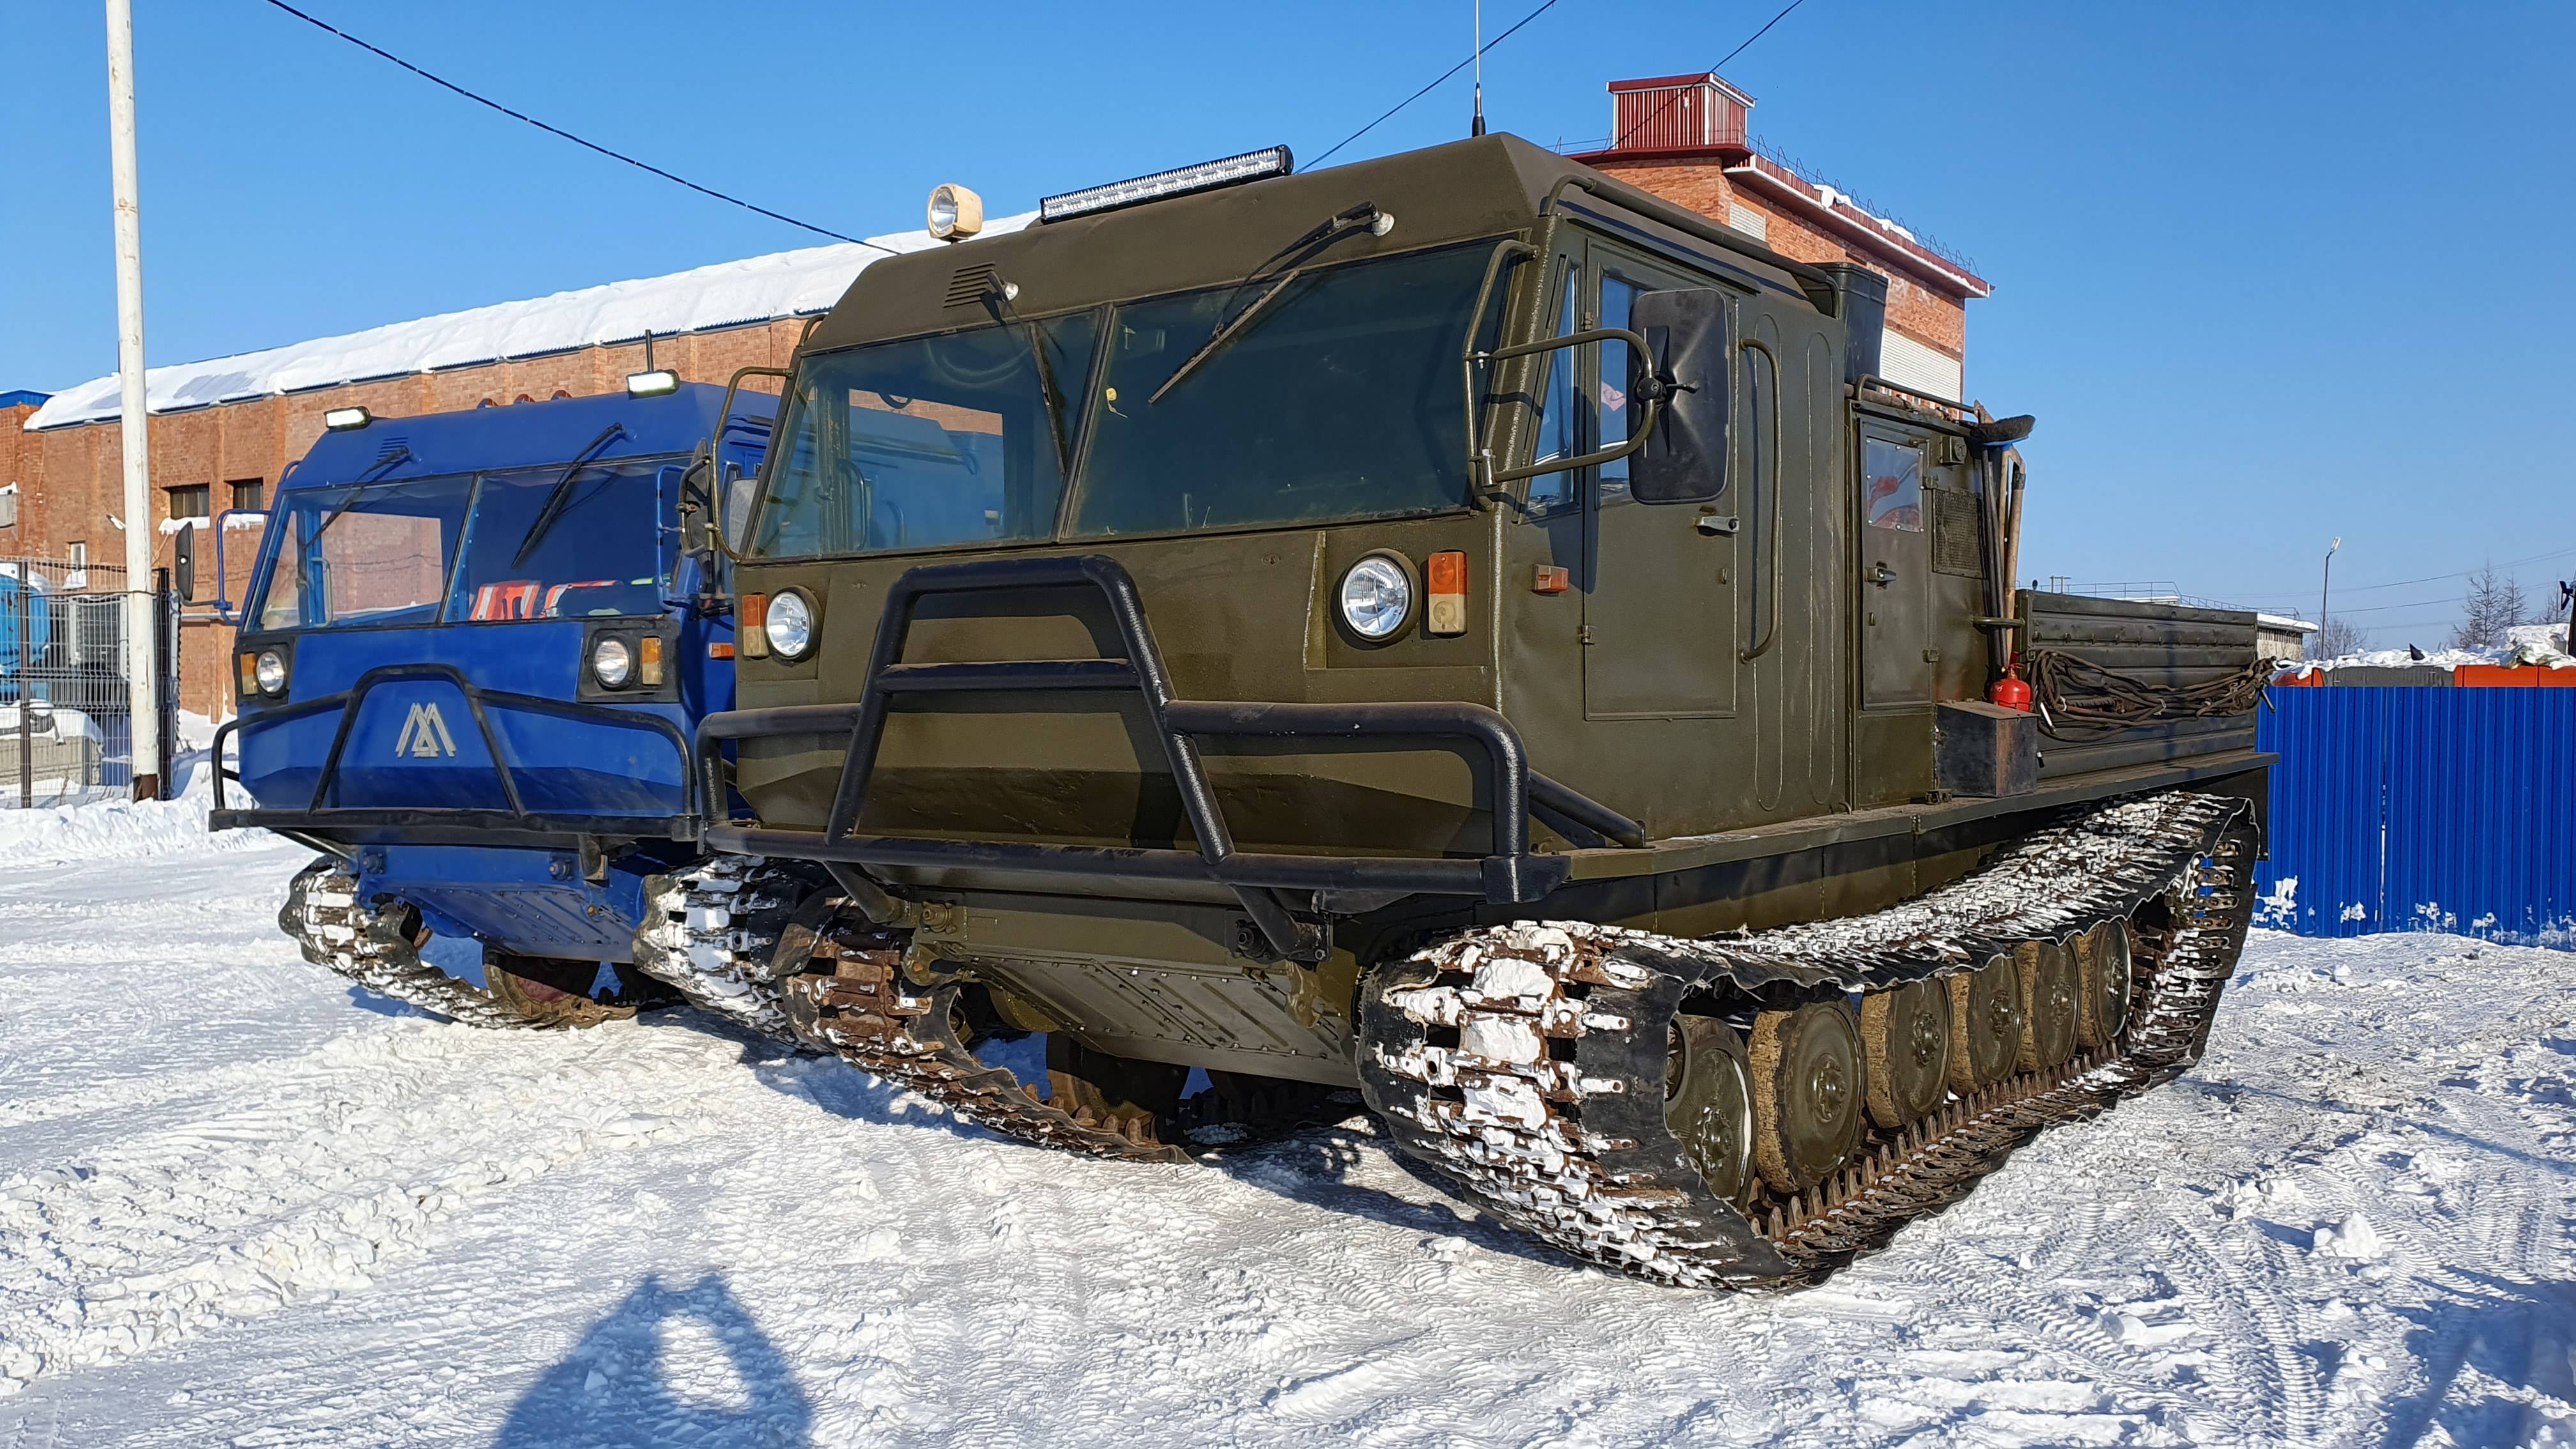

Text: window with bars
xmin=229 ymin=479 xmax=265 ymax=512
xmin=166 ymin=484 xmax=211 ymax=520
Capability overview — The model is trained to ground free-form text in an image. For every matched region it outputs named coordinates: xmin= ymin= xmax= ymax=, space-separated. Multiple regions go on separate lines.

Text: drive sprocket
xmin=629 ymin=856 xmax=822 ymax=1043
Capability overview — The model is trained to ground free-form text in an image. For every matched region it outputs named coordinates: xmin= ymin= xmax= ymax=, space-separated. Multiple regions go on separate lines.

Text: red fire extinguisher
xmin=1989 ymin=654 xmax=2033 ymax=712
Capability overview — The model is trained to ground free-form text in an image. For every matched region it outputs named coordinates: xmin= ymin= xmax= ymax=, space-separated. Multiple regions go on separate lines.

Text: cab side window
xmin=1525 ymin=264 xmax=1581 ymax=515
xmin=1595 ymin=275 xmax=1643 ymax=501
xmin=1864 ymin=438 xmax=1924 ymax=532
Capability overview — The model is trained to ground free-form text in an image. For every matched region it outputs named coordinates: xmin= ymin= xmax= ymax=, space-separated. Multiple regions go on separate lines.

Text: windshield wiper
xmin=1148 ymin=266 xmax=1308 ymax=406
xmin=509 ymin=424 xmax=628 ymax=571
xmin=1024 ymin=322 xmax=1073 ymax=477
xmin=310 ymin=445 xmax=415 ymax=544
xmin=1149 ymin=202 xmax=1389 ymax=406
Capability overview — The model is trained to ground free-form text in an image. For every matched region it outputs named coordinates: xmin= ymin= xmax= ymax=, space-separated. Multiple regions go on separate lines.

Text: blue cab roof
xmin=279 ymin=382 xmax=774 ymax=493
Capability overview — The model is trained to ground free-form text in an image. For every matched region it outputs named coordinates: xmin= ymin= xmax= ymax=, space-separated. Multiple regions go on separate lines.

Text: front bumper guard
xmin=211 ymin=662 xmax=700 ymax=850
xmin=696 ymin=555 xmax=1641 ymax=958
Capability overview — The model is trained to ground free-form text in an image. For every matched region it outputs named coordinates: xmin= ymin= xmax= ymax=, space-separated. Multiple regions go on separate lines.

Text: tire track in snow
xmin=0 ymin=1020 xmax=739 ymax=1398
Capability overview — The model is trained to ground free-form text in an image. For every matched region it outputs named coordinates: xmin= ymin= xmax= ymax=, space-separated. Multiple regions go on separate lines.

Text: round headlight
xmin=591 ymin=636 xmax=634 ymax=689
xmin=253 ymin=649 xmax=288 ymax=696
xmin=765 ymin=588 xmax=816 ymax=660
xmin=1337 ymin=554 xmax=1414 ymax=641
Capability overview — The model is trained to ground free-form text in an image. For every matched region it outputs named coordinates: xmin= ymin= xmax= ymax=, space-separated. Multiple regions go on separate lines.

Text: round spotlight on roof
xmin=928 ymin=183 xmax=985 ymax=242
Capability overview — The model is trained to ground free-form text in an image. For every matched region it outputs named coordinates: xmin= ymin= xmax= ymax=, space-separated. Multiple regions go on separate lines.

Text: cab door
xmin=1577 ymin=244 xmax=1735 ymax=719
xmin=1857 ymin=426 xmax=1934 ymax=707
xmin=1552 ymin=234 xmax=1844 ymax=834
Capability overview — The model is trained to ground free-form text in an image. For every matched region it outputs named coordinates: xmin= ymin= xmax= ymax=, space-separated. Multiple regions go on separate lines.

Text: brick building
xmin=3 ymin=70 xmax=1984 ymax=721
xmin=0 ymin=237 xmax=948 ymax=717
xmin=1570 ymin=74 xmax=1989 ymax=400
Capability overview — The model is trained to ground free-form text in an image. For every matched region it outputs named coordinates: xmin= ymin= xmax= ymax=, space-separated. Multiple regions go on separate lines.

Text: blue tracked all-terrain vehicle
xmin=211 ymin=381 xmax=785 ymax=1027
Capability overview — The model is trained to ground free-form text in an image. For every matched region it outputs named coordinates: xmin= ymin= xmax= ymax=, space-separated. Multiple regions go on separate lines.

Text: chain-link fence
xmin=1 ymin=556 xmax=181 ymax=807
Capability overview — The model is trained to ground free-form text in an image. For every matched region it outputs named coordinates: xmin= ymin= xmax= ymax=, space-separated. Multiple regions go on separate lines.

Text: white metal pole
xmin=105 ymin=0 xmax=161 ymax=800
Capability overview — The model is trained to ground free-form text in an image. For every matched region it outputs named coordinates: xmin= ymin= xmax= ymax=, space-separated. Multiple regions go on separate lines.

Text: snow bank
xmin=24 ymin=215 xmax=1034 ymax=433
xmin=2292 ymin=619 xmax=2573 ymax=676
xmin=0 ymin=773 xmax=261 ymax=869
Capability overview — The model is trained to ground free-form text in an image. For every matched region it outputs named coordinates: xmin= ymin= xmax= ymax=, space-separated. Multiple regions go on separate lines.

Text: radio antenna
xmin=1471 ymin=0 xmax=1487 ymax=135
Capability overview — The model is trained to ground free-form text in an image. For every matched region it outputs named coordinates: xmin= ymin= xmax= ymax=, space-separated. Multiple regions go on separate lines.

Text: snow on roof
xmin=24 ymin=214 xmax=1034 ymax=433
xmin=2290 ymin=622 xmax=2574 ymax=676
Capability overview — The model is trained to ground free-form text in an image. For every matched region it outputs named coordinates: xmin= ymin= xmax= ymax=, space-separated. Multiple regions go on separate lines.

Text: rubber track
xmin=1356 ymin=790 xmax=2256 ymax=1289
xmin=630 ymin=856 xmax=811 ymax=1043
xmin=279 ymin=860 xmax=570 ymax=1030
xmin=781 ymin=930 xmax=1196 ymax=1165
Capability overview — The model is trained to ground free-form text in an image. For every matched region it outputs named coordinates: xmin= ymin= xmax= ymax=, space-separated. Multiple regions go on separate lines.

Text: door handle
xmin=1867 ymin=562 xmax=1896 ymax=588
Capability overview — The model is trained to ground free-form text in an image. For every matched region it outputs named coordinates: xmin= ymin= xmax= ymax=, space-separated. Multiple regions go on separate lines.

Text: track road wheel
xmin=1045 ymin=1036 xmax=1187 ymax=1149
xmin=1666 ymin=1015 xmax=1756 ymax=1207
xmin=2017 ymin=940 xmax=2080 ymax=1071
xmin=2075 ymin=919 xmax=2133 ymax=1046
xmin=1946 ymin=953 xmax=2023 ymax=1094
xmin=1860 ymin=979 xmax=1951 ymax=1129
xmin=1749 ymin=1001 xmax=1865 ymax=1193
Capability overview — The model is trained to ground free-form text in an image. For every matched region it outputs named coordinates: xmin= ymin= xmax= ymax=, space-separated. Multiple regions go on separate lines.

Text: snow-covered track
xmin=1359 ymin=790 xmax=2254 ymax=1288
xmin=629 ymin=856 xmax=816 ymax=1044
xmin=279 ymin=861 xmax=613 ymax=1031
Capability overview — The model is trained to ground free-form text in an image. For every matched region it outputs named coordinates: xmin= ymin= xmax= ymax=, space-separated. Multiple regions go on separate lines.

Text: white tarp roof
xmin=24 ymin=213 xmax=1034 ymax=432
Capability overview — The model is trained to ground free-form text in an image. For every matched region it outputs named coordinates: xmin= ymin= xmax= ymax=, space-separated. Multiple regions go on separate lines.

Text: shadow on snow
xmin=494 ymin=1272 xmax=811 ymax=1449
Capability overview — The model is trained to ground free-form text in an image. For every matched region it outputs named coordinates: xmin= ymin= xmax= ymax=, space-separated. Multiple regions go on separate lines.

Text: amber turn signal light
xmin=1425 ymin=550 xmax=1468 ymax=636
xmin=707 ymin=641 xmax=736 ymax=660
xmin=738 ymin=594 xmax=769 ymax=658
xmin=638 ymin=634 xmax=664 ymax=687
xmin=1531 ymin=564 xmax=1570 ymax=595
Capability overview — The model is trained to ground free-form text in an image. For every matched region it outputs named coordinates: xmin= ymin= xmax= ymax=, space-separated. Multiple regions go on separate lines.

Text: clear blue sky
xmin=4 ymin=1 xmax=2569 ymax=644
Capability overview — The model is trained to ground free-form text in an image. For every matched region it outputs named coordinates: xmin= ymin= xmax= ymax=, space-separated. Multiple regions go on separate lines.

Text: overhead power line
xmin=1308 ymin=0 xmax=1563 ymax=169
xmin=1608 ymin=0 xmax=1809 ymax=151
xmin=2227 ymin=544 xmax=2576 ymax=602
xmin=254 ymin=0 xmax=896 ymax=254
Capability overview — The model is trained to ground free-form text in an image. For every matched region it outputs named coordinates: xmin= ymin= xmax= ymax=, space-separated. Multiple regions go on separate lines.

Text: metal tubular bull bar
xmin=696 ymin=555 xmax=1642 ymax=959
xmin=211 ymin=661 xmax=700 ymax=848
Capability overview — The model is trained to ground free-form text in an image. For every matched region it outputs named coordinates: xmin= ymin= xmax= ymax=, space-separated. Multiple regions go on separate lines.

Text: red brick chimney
xmin=1587 ymin=73 xmax=1756 ymax=162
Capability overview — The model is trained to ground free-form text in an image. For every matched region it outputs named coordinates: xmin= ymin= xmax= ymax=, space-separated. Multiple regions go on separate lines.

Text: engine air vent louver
xmin=944 ymin=264 xmax=999 ymax=309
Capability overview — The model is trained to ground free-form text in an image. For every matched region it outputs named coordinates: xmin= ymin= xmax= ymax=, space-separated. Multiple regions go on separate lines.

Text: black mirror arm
xmin=1456 ymin=237 xmax=1535 ymax=497
xmin=1467 ymin=325 xmax=1660 ymax=486
xmin=707 ymin=365 xmax=791 ymax=565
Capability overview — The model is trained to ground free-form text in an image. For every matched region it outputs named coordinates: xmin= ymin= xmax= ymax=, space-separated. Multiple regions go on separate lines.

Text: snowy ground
xmin=1 ymin=809 xmax=2572 ymax=1448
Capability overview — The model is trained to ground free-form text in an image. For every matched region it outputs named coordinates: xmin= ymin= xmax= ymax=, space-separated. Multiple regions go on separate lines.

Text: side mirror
xmin=172 ymin=523 xmax=197 ymax=605
xmin=208 ymin=507 xmax=268 ymax=624
xmin=1628 ymin=289 xmax=1731 ymax=504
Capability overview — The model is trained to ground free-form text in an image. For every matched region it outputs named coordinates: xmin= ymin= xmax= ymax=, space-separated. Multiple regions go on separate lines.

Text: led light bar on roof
xmin=1039 ymin=145 xmax=1293 ymax=224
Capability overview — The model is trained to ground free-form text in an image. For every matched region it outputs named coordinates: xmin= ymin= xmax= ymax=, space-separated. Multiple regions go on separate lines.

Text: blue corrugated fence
xmin=2254 ymin=687 xmax=2576 ymax=946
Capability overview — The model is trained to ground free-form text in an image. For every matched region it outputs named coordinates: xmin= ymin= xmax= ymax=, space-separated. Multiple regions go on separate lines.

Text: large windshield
xmin=1071 ymin=243 xmax=1496 ymax=535
xmin=253 ymin=477 xmax=470 ymax=631
xmin=248 ymin=456 xmax=685 ymax=632
xmin=747 ymin=312 xmax=1097 ymax=558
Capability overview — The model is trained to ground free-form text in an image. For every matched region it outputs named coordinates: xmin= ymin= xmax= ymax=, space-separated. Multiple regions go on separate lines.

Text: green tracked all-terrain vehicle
xmin=634 ymin=135 xmax=2276 ymax=1288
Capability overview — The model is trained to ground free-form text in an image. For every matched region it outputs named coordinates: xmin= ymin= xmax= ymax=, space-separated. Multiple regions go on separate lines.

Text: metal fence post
xmin=153 ymin=567 xmax=175 ymax=803
xmin=14 ymin=589 xmax=29 ymax=810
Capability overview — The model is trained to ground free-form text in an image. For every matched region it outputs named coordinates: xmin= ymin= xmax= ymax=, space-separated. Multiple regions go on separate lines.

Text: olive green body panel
xmin=714 ymin=132 xmax=2272 ymax=1080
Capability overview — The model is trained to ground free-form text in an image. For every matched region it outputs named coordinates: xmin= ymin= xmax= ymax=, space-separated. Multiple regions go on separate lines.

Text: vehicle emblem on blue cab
xmin=395 ymin=702 xmax=457 ymax=758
